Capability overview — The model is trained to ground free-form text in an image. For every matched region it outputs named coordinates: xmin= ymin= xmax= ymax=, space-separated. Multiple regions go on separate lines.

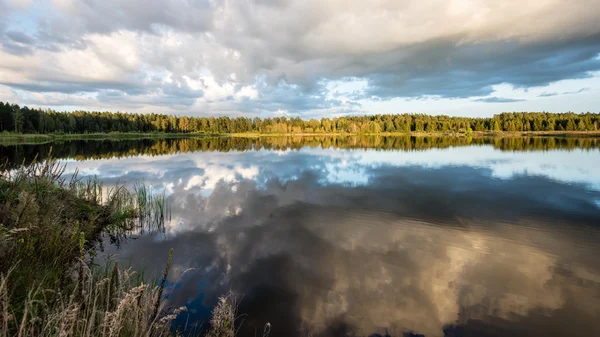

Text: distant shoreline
xmin=228 ymin=131 xmax=600 ymax=138
xmin=2 ymin=130 xmax=600 ymax=145
xmin=0 ymin=132 xmax=197 ymax=144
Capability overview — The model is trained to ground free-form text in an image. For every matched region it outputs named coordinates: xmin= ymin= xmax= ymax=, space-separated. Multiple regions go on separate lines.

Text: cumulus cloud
xmin=0 ymin=0 xmax=599 ymax=115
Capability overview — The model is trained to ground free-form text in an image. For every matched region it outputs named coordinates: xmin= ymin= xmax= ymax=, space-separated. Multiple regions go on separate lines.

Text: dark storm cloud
xmin=102 ymin=157 xmax=600 ymax=337
xmin=355 ymin=35 xmax=600 ymax=99
xmin=199 ymin=1 xmax=600 ymax=102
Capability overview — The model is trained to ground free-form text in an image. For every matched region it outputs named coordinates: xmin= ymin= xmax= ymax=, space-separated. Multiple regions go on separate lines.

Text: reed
xmin=0 ymin=153 xmax=244 ymax=336
xmin=0 ymin=152 xmax=168 ymax=296
xmin=0 ymin=252 xmax=187 ymax=337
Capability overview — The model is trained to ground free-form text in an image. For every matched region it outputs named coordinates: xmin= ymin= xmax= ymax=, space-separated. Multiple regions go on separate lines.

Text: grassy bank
xmin=0 ymin=156 xmax=239 ymax=336
xmin=0 ymin=132 xmax=206 ymax=145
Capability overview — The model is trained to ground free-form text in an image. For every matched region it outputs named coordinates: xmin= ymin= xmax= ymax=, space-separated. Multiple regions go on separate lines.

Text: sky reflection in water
xmin=57 ymin=141 xmax=600 ymax=337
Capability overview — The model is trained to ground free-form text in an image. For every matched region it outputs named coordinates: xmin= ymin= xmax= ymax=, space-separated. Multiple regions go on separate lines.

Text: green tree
xmin=493 ymin=120 xmax=501 ymax=131
xmin=384 ymin=120 xmax=395 ymax=132
xmin=12 ymin=105 xmax=24 ymax=133
xmin=0 ymin=102 xmax=15 ymax=132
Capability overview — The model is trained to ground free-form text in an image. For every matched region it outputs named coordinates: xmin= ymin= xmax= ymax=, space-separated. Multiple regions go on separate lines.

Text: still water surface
xmin=3 ymin=136 xmax=600 ymax=337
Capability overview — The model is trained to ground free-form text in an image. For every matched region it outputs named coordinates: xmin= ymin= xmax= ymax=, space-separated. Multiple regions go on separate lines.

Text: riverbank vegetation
xmin=0 ymin=132 xmax=200 ymax=145
xmin=0 ymin=155 xmax=238 ymax=336
xmin=1 ymin=101 xmax=599 ymax=135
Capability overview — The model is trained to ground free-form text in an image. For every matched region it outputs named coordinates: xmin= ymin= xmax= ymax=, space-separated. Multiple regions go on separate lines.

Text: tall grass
xmin=133 ymin=183 xmax=171 ymax=236
xmin=0 ymin=152 xmax=241 ymax=336
xmin=0 ymin=253 xmax=187 ymax=337
xmin=0 ymin=256 xmax=240 ymax=337
xmin=0 ymin=152 xmax=169 ymax=283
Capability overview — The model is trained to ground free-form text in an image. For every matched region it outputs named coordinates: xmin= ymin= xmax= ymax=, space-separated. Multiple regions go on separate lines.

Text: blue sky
xmin=0 ymin=0 xmax=599 ymax=118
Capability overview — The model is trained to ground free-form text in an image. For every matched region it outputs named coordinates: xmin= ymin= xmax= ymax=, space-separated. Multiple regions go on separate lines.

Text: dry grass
xmin=0 ymin=260 xmax=242 ymax=337
xmin=0 ymin=256 xmax=184 ymax=337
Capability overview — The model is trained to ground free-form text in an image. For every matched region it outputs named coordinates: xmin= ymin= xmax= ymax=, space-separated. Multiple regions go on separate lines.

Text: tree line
xmin=2 ymin=136 xmax=598 ymax=169
xmin=1 ymin=101 xmax=599 ymax=134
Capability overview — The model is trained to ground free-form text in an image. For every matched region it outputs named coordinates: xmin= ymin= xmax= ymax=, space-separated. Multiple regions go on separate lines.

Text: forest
xmin=1 ymin=101 xmax=599 ymax=134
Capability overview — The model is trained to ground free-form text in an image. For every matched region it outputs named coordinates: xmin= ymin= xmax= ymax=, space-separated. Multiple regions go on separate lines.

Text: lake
xmin=2 ymin=135 xmax=600 ymax=337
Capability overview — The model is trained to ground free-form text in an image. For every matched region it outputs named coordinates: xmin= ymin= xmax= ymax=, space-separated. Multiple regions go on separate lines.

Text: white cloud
xmin=0 ymin=85 xmax=18 ymax=102
xmin=184 ymin=162 xmax=259 ymax=191
xmin=5 ymin=0 xmax=31 ymax=11
xmin=234 ymin=85 xmax=258 ymax=100
xmin=0 ymin=0 xmax=599 ymax=116
xmin=198 ymin=75 xmax=236 ymax=101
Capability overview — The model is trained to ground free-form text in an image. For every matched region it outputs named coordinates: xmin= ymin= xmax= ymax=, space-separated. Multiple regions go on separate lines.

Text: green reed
xmin=0 ymin=153 xmax=242 ymax=337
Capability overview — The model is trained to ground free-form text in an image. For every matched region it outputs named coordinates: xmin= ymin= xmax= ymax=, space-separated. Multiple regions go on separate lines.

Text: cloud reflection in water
xmin=69 ymin=145 xmax=600 ymax=337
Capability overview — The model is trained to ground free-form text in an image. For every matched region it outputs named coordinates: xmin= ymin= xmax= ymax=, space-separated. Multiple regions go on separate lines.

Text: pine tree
xmin=12 ymin=105 xmax=24 ymax=133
